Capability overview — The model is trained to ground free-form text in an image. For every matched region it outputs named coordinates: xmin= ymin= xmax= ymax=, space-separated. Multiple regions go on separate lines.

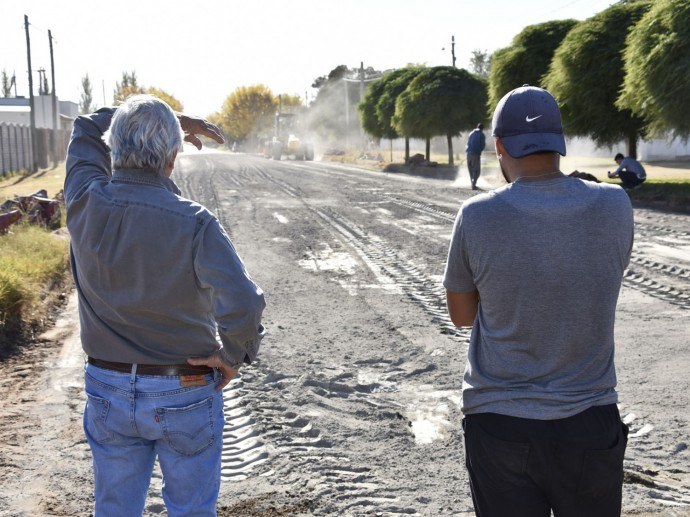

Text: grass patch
xmin=0 ymin=223 xmax=70 ymax=353
xmin=624 ymin=180 xmax=690 ymax=213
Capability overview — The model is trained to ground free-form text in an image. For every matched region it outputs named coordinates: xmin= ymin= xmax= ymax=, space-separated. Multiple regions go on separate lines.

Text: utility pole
xmin=452 ymin=35 xmax=457 ymax=68
xmin=24 ymin=15 xmax=38 ymax=172
xmin=49 ymin=29 xmax=58 ymax=167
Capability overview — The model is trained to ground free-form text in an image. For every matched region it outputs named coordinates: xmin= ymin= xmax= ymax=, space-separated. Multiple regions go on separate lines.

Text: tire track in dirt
xmin=177 ymin=159 xmax=423 ymax=514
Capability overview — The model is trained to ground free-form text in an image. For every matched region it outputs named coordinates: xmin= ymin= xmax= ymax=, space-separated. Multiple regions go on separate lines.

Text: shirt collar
xmin=112 ymin=168 xmax=181 ymax=195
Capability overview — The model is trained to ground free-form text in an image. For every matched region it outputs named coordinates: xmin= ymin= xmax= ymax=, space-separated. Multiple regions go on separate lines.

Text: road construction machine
xmin=265 ymin=102 xmax=314 ymax=161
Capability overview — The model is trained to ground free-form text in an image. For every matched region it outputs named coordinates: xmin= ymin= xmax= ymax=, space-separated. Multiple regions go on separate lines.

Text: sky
xmin=1 ymin=0 xmax=618 ymax=117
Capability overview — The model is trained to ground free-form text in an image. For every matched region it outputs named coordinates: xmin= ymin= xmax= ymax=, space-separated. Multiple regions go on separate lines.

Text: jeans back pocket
xmin=156 ymin=396 xmax=215 ymax=456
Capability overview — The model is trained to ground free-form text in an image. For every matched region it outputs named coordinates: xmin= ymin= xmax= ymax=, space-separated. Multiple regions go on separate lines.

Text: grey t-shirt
xmin=443 ymin=176 xmax=634 ymax=420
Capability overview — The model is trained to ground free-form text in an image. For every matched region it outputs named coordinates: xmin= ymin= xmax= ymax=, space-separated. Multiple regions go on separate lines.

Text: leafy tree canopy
xmin=618 ymin=0 xmax=690 ymax=138
xmin=146 ymin=87 xmax=183 ymax=112
xmin=308 ymin=64 xmax=382 ymax=145
xmin=469 ymin=49 xmax=492 ymax=79
xmin=542 ymin=1 xmax=652 ymax=151
xmin=357 ymin=77 xmax=389 ymax=140
xmin=374 ymin=66 xmax=426 ymax=140
xmin=215 ymin=84 xmax=276 ymax=143
xmin=113 ymin=71 xmax=145 ymax=104
xmin=488 ymin=19 xmax=578 ymax=110
xmin=392 ymin=66 xmax=487 ymax=139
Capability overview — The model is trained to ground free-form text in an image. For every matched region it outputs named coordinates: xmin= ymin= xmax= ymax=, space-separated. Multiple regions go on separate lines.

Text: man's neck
xmin=509 ymin=153 xmax=563 ymax=182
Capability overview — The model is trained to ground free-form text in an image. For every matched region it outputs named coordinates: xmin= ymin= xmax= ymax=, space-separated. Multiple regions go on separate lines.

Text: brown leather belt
xmin=87 ymin=357 xmax=213 ymax=376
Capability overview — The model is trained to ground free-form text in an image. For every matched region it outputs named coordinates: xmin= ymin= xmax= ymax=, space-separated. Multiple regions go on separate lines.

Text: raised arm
xmin=64 ymin=108 xmax=116 ymax=206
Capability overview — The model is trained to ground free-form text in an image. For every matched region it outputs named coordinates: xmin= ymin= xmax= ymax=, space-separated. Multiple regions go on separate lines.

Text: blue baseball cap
xmin=492 ymin=85 xmax=566 ymax=158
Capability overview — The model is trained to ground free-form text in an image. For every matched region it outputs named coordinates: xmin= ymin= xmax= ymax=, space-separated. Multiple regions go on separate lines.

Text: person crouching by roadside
xmin=608 ymin=152 xmax=646 ymax=190
xmin=65 ymin=94 xmax=266 ymax=516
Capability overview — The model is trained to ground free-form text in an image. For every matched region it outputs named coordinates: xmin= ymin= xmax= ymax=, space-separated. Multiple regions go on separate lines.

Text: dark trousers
xmin=619 ymin=170 xmax=644 ymax=189
xmin=467 ymin=153 xmax=481 ymax=186
xmin=463 ymin=404 xmax=628 ymax=517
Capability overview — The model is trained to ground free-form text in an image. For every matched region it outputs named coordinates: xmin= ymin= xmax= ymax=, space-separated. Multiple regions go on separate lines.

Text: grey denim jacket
xmin=65 ymin=108 xmax=265 ymax=366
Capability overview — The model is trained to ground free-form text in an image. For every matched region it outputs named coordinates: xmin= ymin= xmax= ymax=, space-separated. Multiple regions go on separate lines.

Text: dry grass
xmin=0 ymin=162 xmax=67 ymax=202
xmin=0 ymin=163 xmax=70 ymax=351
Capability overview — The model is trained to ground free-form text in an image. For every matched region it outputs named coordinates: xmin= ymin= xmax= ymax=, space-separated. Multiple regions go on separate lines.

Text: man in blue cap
xmin=444 ymin=86 xmax=633 ymax=517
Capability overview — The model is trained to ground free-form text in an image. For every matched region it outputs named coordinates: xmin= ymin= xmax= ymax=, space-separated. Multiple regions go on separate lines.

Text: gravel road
xmin=1 ymin=150 xmax=688 ymax=516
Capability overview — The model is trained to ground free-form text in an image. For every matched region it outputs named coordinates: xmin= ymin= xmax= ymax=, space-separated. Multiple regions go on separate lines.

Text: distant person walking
xmin=65 ymin=95 xmax=266 ymax=516
xmin=444 ymin=86 xmax=632 ymax=517
xmin=608 ymin=152 xmax=646 ymax=189
xmin=465 ymin=123 xmax=486 ymax=190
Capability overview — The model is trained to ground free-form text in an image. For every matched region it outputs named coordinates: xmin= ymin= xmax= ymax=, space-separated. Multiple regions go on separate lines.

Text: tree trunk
xmin=425 ymin=138 xmax=431 ymax=161
xmin=447 ymin=134 xmax=454 ymax=166
xmin=627 ymin=131 xmax=638 ymax=159
xmin=405 ymin=138 xmax=410 ymax=164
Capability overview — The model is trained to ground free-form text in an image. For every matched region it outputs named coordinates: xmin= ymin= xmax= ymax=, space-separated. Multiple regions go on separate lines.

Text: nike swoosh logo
xmin=526 ymin=115 xmax=542 ymax=122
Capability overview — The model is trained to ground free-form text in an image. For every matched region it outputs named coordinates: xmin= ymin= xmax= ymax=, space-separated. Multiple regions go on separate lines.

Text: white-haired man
xmin=444 ymin=86 xmax=632 ymax=516
xmin=65 ymin=95 xmax=266 ymax=516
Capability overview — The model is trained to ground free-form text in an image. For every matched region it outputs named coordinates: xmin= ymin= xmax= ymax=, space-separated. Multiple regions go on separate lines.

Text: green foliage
xmin=111 ymin=71 xmax=184 ymax=113
xmin=358 ymin=78 xmax=389 ymax=139
xmin=215 ymin=84 xmax=276 ymax=143
xmin=618 ymin=0 xmax=690 ymax=138
xmin=488 ymin=19 xmax=578 ymax=110
xmin=392 ymin=66 xmax=487 ymax=140
xmin=307 ymin=64 xmax=381 ymax=146
xmin=542 ymin=2 xmax=652 ymax=149
xmin=276 ymin=94 xmax=303 ymax=111
xmin=2 ymin=69 xmax=13 ymax=98
xmin=375 ymin=67 xmax=425 ymax=140
xmin=79 ymin=74 xmax=93 ymax=114
xmin=469 ymin=49 xmax=491 ymax=79
xmin=113 ymin=71 xmax=145 ymax=104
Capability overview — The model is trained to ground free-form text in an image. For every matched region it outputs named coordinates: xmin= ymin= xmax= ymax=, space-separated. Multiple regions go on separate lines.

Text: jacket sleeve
xmin=64 ymin=108 xmax=115 ymax=207
xmin=194 ymin=218 xmax=266 ymax=365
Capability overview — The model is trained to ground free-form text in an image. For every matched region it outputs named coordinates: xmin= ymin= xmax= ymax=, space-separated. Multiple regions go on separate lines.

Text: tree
xmin=618 ymin=0 xmax=690 ymax=139
xmin=146 ymin=87 xmax=183 ymax=112
xmin=1 ymin=69 xmax=12 ymax=98
xmin=374 ymin=66 xmax=425 ymax=163
xmin=214 ymin=84 xmax=276 ymax=146
xmin=79 ymin=74 xmax=94 ymax=114
xmin=276 ymin=93 xmax=303 ymax=110
xmin=393 ymin=66 xmax=487 ymax=166
xmin=542 ymin=2 xmax=653 ymax=157
xmin=307 ymin=64 xmax=382 ymax=148
xmin=357 ymin=77 xmax=389 ymax=142
xmin=469 ymin=49 xmax=491 ymax=79
xmin=113 ymin=71 xmax=145 ymax=104
xmin=488 ymin=19 xmax=578 ymax=110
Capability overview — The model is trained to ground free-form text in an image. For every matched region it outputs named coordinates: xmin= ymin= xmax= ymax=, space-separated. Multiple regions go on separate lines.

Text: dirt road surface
xmin=1 ymin=151 xmax=689 ymax=516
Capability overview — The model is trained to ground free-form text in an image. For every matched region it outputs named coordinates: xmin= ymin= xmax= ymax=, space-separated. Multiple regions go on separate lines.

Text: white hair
xmin=106 ymin=94 xmax=183 ymax=173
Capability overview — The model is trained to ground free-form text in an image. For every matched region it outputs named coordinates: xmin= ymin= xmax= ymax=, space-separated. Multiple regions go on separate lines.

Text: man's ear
xmin=164 ymin=150 xmax=178 ymax=177
xmin=495 ymin=137 xmax=506 ymax=158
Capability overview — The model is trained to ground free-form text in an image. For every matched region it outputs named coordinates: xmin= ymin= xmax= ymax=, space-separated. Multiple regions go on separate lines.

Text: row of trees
xmin=358 ymin=66 xmax=486 ymax=165
xmin=69 ymin=0 xmax=687 ymax=161
xmin=78 ymin=71 xmax=184 ymax=115
xmin=360 ymin=0 xmax=690 ymax=161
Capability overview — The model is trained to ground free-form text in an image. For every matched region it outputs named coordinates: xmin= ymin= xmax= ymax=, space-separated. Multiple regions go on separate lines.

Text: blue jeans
xmin=83 ymin=363 xmax=225 ymax=517
xmin=463 ymin=404 xmax=628 ymax=517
